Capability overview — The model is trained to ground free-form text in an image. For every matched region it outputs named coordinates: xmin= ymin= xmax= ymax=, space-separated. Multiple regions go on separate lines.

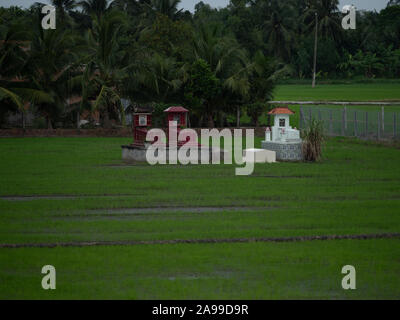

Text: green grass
xmin=274 ymin=83 xmax=400 ymax=102
xmin=0 ymin=137 xmax=399 ymax=299
xmin=1 ymin=240 xmax=399 ymax=299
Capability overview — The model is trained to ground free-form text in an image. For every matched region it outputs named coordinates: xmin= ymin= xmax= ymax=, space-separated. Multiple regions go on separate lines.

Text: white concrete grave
xmin=243 ymin=148 xmax=276 ymax=163
xmin=261 ymin=107 xmax=303 ymax=161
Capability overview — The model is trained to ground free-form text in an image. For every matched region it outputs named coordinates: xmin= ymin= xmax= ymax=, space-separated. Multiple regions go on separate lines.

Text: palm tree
xmin=388 ymin=0 xmax=400 ymax=6
xmin=193 ymin=23 xmax=248 ymax=78
xmin=245 ymin=51 xmax=283 ymax=127
xmin=261 ymin=0 xmax=296 ymax=60
xmin=0 ymin=25 xmax=28 ymax=111
xmin=0 ymin=24 xmax=55 ymax=127
xmin=0 ymin=27 xmax=28 ymax=126
xmin=149 ymin=0 xmax=182 ymax=20
xmin=82 ymin=10 xmax=128 ymax=127
xmin=78 ymin=0 xmax=113 ymax=20
xmin=112 ymin=0 xmax=149 ymax=16
xmin=303 ymin=0 xmax=341 ymax=40
xmin=139 ymin=53 xmax=185 ymax=102
xmin=23 ymin=17 xmax=81 ymax=129
xmin=192 ymin=23 xmax=249 ymax=127
xmin=50 ymin=0 xmax=77 ymax=26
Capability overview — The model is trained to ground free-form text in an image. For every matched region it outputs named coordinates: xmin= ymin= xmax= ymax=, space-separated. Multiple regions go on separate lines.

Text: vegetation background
xmin=1 ymin=0 xmax=400 ymax=130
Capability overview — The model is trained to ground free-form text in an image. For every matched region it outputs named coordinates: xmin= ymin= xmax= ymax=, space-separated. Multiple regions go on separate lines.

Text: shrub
xmin=302 ymin=119 xmax=325 ymax=162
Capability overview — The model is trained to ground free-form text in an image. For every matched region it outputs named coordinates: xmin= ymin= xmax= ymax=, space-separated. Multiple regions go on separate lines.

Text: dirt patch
xmin=0 ymin=128 xmax=132 ymax=137
xmin=86 ymin=206 xmax=265 ymax=215
xmin=0 ymin=127 xmax=266 ymax=138
xmin=1 ymin=233 xmax=398 ymax=249
xmin=52 ymin=207 xmax=271 ymax=220
xmin=251 ymin=175 xmax=314 ymax=179
xmin=0 ymin=194 xmax=140 ymax=201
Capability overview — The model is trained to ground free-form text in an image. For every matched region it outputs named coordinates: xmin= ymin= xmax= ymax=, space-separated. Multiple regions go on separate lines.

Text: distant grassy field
xmin=242 ymin=103 xmax=400 ymax=131
xmin=238 ymin=83 xmax=400 ymax=128
xmin=0 ymin=137 xmax=399 ymax=299
xmin=274 ymin=83 xmax=400 ymax=102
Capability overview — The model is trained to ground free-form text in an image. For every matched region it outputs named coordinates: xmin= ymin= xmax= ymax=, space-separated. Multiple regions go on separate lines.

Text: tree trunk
xmin=207 ymin=113 xmax=214 ymax=128
xmin=76 ymin=110 xmax=80 ymax=129
xmin=47 ymin=116 xmax=52 ymax=129
xmin=103 ymin=108 xmax=111 ymax=128
xmin=312 ymin=12 xmax=318 ymax=88
xmin=218 ymin=111 xmax=226 ymax=128
xmin=22 ymin=111 xmax=25 ymax=129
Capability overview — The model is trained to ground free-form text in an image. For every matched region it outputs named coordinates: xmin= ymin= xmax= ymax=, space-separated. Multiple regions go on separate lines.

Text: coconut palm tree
xmin=192 ymin=23 xmax=249 ymax=127
xmin=261 ymin=0 xmax=296 ymax=60
xmin=246 ymin=51 xmax=280 ymax=127
xmin=78 ymin=0 xmax=113 ymax=20
xmin=0 ymin=24 xmax=55 ymax=127
xmin=82 ymin=10 xmax=129 ymax=127
xmin=0 ymin=25 xmax=28 ymax=111
xmin=388 ymin=0 xmax=400 ymax=6
xmin=140 ymin=53 xmax=185 ymax=102
xmin=193 ymin=23 xmax=248 ymax=79
xmin=23 ymin=15 xmax=81 ymax=129
xmin=112 ymin=0 xmax=149 ymax=16
xmin=149 ymin=0 xmax=182 ymax=20
xmin=303 ymin=0 xmax=341 ymax=40
xmin=50 ymin=0 xmax=77 ymax=26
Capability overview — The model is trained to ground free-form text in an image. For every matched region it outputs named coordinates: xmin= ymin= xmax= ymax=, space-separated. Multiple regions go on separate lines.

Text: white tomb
xmin=265 ymin=109 xmax=301 ymax=143
xmin=261 ymin=107 xmax=303 ymax=161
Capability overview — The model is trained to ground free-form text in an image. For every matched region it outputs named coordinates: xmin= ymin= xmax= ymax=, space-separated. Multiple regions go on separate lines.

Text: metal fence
xmin=299 ymin=106 xmax=400 ymax=140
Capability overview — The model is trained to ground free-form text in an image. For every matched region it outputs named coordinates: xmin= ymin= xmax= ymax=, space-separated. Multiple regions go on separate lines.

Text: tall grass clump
xmin=302 ymin=119 xmax=325 ymax=162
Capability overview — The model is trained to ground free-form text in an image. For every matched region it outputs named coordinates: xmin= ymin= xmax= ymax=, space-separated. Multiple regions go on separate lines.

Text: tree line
xmin=0 ymin=0 xmax=399 ymax=129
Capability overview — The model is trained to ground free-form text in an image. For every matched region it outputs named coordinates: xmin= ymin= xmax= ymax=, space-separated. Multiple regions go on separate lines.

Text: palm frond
xmin=0 ymin=87 xmax=24 ymax=110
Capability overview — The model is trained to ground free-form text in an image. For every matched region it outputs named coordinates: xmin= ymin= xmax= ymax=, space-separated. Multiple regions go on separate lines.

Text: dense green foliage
xmin=0 ymin=0 xmax=399 ymax=128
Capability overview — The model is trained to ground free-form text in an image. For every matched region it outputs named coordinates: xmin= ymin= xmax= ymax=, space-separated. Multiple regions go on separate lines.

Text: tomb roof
xmin=164 ymin=106 xmax=189 ymax=113
xmin=268 ymin=107 xmax=295 ymax=115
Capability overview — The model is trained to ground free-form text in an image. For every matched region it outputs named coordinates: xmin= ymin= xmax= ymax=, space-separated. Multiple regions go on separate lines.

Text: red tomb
xmin=164 ymin=106 xmax=191 ymax=146
xmin=164 ymin=106 xmax=188 ymax=127
xmin=132 ymin=105 xmax=153 ymax=147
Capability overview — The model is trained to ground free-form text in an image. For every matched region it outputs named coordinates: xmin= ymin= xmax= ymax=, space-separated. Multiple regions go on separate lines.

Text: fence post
xmin=309 ymin=108 xmax=312 ymax=123
xmin=394 ymin=113 xmax=397 ymax=138
xmin=299 ymin=106 xmax=303 ymax=129
xmin=329 ymin=109 xmax=333 ymax=135
xmin=354 ymin=111 xmax=357 ymax=137
xmin=344 ymin=106 xmax=347 ymax=130
xmin=381 ymin=106 xmax=385 ymax=132
xmin=21 ymin=111 xmax=25 ymax=129
xmin=365 ymin=111 xmax=368 ymax=138
xmin=341 ymin=108 xmax=345 ymax=136
xmin=377 ymin=111 xmax=381 ymax=140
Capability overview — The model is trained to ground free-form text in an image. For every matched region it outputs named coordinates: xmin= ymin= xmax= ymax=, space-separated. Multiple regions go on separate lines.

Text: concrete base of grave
xmin=121 ymin=145 xmax=230 ymax=163
xmin=243 ymin=148 xmax=276 ymax=163
xmin=261 ymin=140 xmax=303 ymax=161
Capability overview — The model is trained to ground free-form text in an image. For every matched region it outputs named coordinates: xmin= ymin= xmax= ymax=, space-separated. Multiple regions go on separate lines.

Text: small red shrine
xmin=164 ymin=106 xmax=190 ymax=146
xmin=164 ymin=106 xmax=188 ymax=127
xmin=132 ymin=105 xmax=153 ymax=146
